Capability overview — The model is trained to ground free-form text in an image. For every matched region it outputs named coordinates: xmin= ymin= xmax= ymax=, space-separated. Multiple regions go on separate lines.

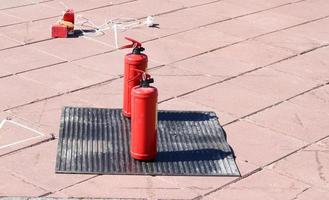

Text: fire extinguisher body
xmin=131 ymin=85 xmax=158 ymax=161
xmin=123 ymin=53 xmax=148 ymax=118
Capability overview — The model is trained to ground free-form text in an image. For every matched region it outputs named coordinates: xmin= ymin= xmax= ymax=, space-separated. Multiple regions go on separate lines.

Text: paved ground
xmin=0 ymin=0 xmax=329 ymax=199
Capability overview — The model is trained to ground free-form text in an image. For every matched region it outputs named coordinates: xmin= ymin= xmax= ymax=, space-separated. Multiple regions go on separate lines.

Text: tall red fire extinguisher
xmin=121 ymin=37 xmax=148 ymax=118
xmin=131 ymin=74 xmax=158 ymax=161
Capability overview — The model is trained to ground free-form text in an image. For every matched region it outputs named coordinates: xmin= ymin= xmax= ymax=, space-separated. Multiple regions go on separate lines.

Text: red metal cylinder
xmin=122 ymin=52 xmax=147 ymax=117
xmin=130 ymin=82 xmax=158 ymax=161
xmin=63 ymin=9 xmax=75 ymax=24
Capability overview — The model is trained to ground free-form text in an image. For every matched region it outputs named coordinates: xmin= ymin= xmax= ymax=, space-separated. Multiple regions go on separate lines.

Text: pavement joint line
xmin=247 ymin=15 xmax=329 ymax=41
xmin=267 ymin=165 xmax=315 ymax=187
xmin=0 ymin=38 xmax=54 ymax=53
xmin=141 ymin=0 xmax=308 ymax=44
xmin=13 ymin=61 xmax=69 ymax=76
xmin=0 ymin=134 xmax=55 ymax=158
xmin=149 ymin=0 xmax=225 ymax=19
xmin=291 ymin=187 xmax=312 ymax=200
xmin=0 ymin=0 xmax=55 ymax=11
xmin=195 ymin=133 xmax=329 ymax=199
xmin=8 ymin=170 xmax=49 ymax=193
xmin=40 ymin=175 xmax=100 ymax=197
xmin=222 ymin=80 xmax=329 ymax=127
xmin=0 ymin=61 xmax=68 ymax=79
xmin=32 ymin=0 xmax=139 ymax=23
xmin=192 ymin=167 xmax=263 ymax=200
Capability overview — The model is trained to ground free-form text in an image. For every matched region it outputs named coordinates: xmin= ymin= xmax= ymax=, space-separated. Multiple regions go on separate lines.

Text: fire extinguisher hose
xmin=128 ymin=68 xmax=150 ymax=83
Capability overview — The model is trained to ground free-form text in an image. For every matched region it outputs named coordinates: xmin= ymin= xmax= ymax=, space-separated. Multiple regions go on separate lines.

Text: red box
xmin=51 ymin=24 xmax=68 ymax=38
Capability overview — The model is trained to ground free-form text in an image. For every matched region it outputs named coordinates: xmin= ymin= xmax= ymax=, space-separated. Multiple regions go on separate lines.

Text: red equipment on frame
xmin=131 ymin=73 xmax=158 ymax=161
xmin=121 ymin=37 xmax=148 ymax=118
xmin=51 ymin=9 xmax=75 ymax=38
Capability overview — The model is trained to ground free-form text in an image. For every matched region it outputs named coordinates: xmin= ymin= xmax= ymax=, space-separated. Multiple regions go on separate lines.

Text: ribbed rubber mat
xmin=56 ymin=107 xmax=240 ymax=176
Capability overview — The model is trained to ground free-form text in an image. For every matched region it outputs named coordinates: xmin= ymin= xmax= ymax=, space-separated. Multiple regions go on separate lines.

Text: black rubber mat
xmin=56 ymin=107 xmax=240 ymax=176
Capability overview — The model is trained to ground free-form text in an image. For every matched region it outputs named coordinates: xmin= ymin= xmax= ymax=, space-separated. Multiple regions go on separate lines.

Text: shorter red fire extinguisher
xmin=121 ymin=37 xmax=148 ymax=118
xmin=131 ymin=74 xmax=158 ymax=161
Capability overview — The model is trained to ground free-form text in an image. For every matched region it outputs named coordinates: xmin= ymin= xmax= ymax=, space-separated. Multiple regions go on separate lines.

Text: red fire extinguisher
xmin=51 ymin=9 xmax=75 ymax=38
xmin=131 ymin=74 xmax=158 ymax=161
xmin=121 ymin=37 xmax=148 ymax=118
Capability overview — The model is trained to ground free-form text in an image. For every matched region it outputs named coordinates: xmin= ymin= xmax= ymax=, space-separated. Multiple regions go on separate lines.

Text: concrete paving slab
xmin=120 ymin=0 xmax=185 ymax=18
xmin=143 ymin=37 xmax=204 ymax=64
xmin=158 ymin=175 xmax=236 ymax=196
xmin=0 ymin=0 xmax=32 ymax=10
xmin=0 ymin=46 xmax=64 ymax=76
xmin=225 ymin=120 xmax=306 ymax=167
xmin=0 ymin=19 xmax=55 ymax=44
xmin=271 ymin=46 xmax=329 ymax=83
xmin=175 ymin=0 xmax=220 ymax=7
xmin=289 ymin=85 xmax=329 ymax=114
xmin=207 ymin=18 xmax=269 ymax=39
xmin=201 ymin=1 xmax=257 ymax=19
xmin=0 ymin=12 xmax=25 ymax=27
xmin=225 ymin=0 xmax=298 ymax=11
xmin=206 ymin=169 xmax=310 ymax=200
xmin=0 ymin=112 xmax=52 ymax=157
xmin=19 ymin=62 xmax=113 ymax=92
xmin=182 ymin=80 xmax=277 ymax=120
xmin=151 ymin=5 xmax=228 ymax=37
xmin=239 ymin=10 xmax=305 ymax=31
xmin=168 ymin=27 xmax=241 ymax=52
xmin=2 ymin=3 xmax=62 ymax=21
xmin=272 ymin=0 xmax=329 ymax=21
xmin=288 ymin=17 xmax=329 ymax=43
xmin=255 ymin=29 xmax=322 ymax=53
xmin=72 ymin=50 xmax=125 ymax=76
xmin=282 ymin=186 xmax=329 ymax=200
xmin=0 ymin=76 xmax=59 ymax=111
xmin=151 ymin=159 xmax=258 ymax=196
xmin=171 ymin=52 xmax=255 ymax=80
xmin=6 ymin=94 xmax=93 ymax=136
xmin=0 ymin=117 xmax=43 ymax=152
xmin=213 ymin=40 xmax=295 ymax=67
xmin=0 ymin=170 xmax=48 ymax=197
xmin=247 ymin=101 xmax=329 ymax=143
xmin=0 ymin=140 xmax=95 ymax=193
xmin=150 ymin=65 xmax=218 ymax=102
xmin=72 ymin=49 xmax=160 ymax=77
xmin=230 ymin=67 xmax=319 ymax=102
xmin=73 ymin=79 xmax=123 ymax=109
xmin=267 ymin=141 xmax=329 ymax=190
xmin=45 ymin=0 xmax=129 ymax=13
xmin=30 ymin=37 xmax=111 ymax=61
xmin=0 ymin=35 xmax=21 ymax=50
xmin=158 ymin=97 xmax=237 ymax=125
xmin=49 ymin=175 xmax=198 ymax=199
